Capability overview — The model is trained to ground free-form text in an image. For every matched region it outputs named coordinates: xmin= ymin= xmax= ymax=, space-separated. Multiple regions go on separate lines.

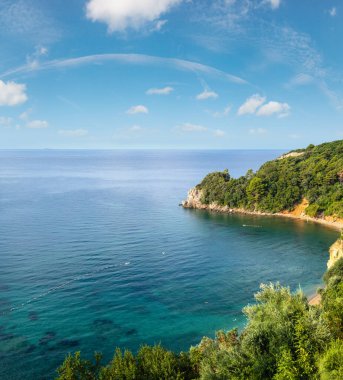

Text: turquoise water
xmin=0 ymin=150 xmax=339 ymax=380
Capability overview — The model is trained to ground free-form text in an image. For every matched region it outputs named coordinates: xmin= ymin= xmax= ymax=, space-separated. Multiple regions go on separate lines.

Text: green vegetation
xmin=56 ymin=258 xmax=343 ymax=380
xmin=56 ymin=141 xmax=343 ymax=378
xmin=56 ymin=345 xmax=195 ymax=380
xmin=197 ymin=140 xmax=343 ymax=218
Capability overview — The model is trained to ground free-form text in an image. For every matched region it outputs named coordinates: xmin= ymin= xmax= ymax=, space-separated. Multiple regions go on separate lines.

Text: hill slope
xmin=191 ymin=140 xmax=343 ymax=219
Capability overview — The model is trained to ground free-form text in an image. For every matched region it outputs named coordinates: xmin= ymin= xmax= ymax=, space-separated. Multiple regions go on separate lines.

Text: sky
xmin=0 ymin=0 xmax=342 ymax=149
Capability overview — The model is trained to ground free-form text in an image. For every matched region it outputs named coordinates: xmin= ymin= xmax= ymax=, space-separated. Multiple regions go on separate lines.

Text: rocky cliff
xmin=182 ymin=187 xmax=203 ymax=209
xmin=182 ymin=187 xmax=236 ymax=213
xmin=182 ymin=187 xmax=231 ymax=212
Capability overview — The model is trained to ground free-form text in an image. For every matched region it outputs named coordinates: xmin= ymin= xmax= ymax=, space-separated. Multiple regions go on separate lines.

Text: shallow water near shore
xmin=0 ymin=149 xmax=339 ymax=380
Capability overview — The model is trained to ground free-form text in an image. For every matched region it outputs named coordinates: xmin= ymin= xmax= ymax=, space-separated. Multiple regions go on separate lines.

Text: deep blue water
xmin=0 ymin=150 xmax=339 ymax=380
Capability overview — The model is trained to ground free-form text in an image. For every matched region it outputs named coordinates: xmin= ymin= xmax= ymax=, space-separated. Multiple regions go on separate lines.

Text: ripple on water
xmin=0 ymin=149 xmax=339 ymax=380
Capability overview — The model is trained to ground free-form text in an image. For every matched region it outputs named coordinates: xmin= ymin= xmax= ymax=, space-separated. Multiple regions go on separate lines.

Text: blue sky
xmin=0 ymin=0 xmax=342 ymax=149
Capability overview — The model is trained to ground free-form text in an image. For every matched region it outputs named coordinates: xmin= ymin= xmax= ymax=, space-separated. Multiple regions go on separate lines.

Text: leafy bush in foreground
xmin=57 ymin=345 xmax=196 ymax=380
xmin=56 ymin=259 xmax=343 ymax=380
xmin=318 ymin=340 xmax=343 ymax=380
xmin=321 ymin=258 xmax=343 ymax=339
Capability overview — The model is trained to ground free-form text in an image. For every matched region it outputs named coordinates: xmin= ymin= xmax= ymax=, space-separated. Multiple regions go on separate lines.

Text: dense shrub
xmin=321 ymin=258 xmax=343 ymax=339
xmin=318 ymin=340 xmax=343 ymax=380
xmin=56 ymin=345 xmax=195 ymax=380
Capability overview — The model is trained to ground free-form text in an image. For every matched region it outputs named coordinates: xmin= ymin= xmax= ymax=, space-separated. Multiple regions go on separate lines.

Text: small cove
xmin=0 ymin=149 xmax=339 ymax=379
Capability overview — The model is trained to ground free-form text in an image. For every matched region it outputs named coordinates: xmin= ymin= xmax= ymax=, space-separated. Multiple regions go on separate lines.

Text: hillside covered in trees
xmin=57 ymin=257 xmax=343 ymax=379
xmin=196 ymin=140 xmax=343 ymax=218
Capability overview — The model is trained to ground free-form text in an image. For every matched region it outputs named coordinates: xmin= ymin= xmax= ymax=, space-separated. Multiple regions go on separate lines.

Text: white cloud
xmin=39 ymin=46 xmax=48 ymax=55
xmin=238 ymin=94 xmax=266 ymax=115
xmin=286 ymin=73 xmax=314 ymax=88
xmin=19 ymin=108 xmax=33 ymax=120
xmin=192 ymin=4 xmax=323 ymax=80
xmin=329 ymin=7 xmax=337 ymax=17
xmin=0 ymin=116 xmax=13 ymax=127
xmin=146 ymin=86 xmax=174 ymax=95
xmin=0 ymin=80 xmax=27 ymax=106
xmin=196 ymin=89 xmax=218 ymax=100
xmin=85 ymin=0 xmax=182 ymax=32
xmin=58 ymin=129 xmax=88 ymax=137
xmin=249 ymin=128 xmax=267 ymax=134
xmin=265 ymin=0 xmax=281 ymax=10
xmin=238 ymin=94 xmax=290 ymax=117
xmin=178 ymin=122 xmax=207 ymax=132
xmin=0 ymin=0 xmax=60 ymax=44
xmin=212 ymin=104 xmax=231 ymax=117
xmin=26 ymin=119 xmax=49 ymax=129
xmin=214 ymin=129 xmax=226 ymax=137
xmin=256 ymin=101 xmax=290 ymax=117
xmin=318 ymin=81 xmax=343 ymax=110
xmin=1 ymin=53 xmax=247 ymax=85
xmin=129 ymin=125 xmax=143 ymax=132
xmin=26 ymin=45 xmax=49 ymax=70
xmin=152 ymin=19 xmax=168 ymax=31
xmin=126 ymin=105 xmax=149 ymax=114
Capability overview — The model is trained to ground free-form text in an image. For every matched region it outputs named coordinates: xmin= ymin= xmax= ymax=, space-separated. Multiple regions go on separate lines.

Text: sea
xmin=0 ymin=149 xmax=339 ymax=379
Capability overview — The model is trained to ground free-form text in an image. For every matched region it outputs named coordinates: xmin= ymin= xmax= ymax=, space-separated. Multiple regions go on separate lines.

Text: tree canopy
xmin=197 ymin=140 xmax=343 ymax=218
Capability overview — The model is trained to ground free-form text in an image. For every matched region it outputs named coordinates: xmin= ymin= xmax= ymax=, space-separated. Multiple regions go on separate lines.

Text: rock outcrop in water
xmin=182 ymin=187 xmax=266 ymax=214
xmin=182 ymin=188 xmax=206 ymax=209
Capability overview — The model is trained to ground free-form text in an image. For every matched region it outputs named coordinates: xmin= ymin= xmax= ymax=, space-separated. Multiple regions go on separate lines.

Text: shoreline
xmin=182 ymin=189 xmax=343 ymax=232
xmin=182 ymin=203 xmax=343 ymax=231
xmin=182 ymin=187 xmax=343 ymax=305
xmin=184 ymin=201 xmax=337 ymax=305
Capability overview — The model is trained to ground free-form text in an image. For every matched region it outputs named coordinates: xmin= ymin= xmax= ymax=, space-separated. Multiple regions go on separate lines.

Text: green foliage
xmin=56 ymin=351 xmax=102 ymax=380
xmin=197 ymin=140 xmax=343 ymax=217
xmin=198 ymin=170 xmax=231 ymax=205
xmin=99 ymin=348 xmax=137 ymax=379
xmin=241 ymin=283 xmax=330 ymax=379
xmin=246 ymin=177 xmax=266 ymax=206
xmin=189 ymin=329 xmax=252 ymax=380
xmin=273 ymin=347 xmax=298 ymax=380
xmin=56 ymin=345 xmax=195 ymax=380
xmin=305 ymin=204 xmax=320 ymax=217
xmin=318 ymin=340 xmax=343 ymax=380
xmin=136 ymin=344 xmax=190 ymax=380
xmin=322 ymin=258 xmax=343 ymax=339
xmin=56 ymin=253 xmax=343 ymax=380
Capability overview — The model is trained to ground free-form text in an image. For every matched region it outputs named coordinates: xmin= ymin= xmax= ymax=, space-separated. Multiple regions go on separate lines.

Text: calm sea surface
xmin=0 ymin=150 xmax=339 ymax=379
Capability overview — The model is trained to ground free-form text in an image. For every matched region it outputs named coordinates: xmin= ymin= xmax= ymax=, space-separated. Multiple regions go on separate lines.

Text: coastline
xmin=182 ymin=188 xmax=343 ymax=232
xmin=182 ymin=187 xmax=343 ymax=306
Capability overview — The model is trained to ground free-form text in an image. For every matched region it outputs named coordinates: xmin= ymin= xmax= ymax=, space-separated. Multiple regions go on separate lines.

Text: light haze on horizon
xmin=0 ymin=0 xmax=342 ymax=149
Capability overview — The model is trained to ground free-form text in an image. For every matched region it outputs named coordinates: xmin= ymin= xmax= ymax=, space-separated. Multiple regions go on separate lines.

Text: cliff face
xmin=182 ymin=187 xmax=232 ymax=212
xmin=182 ymin=187 xmax=202 ymax=208
xmin=328 ymin=239 xmax=343 ymax=268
